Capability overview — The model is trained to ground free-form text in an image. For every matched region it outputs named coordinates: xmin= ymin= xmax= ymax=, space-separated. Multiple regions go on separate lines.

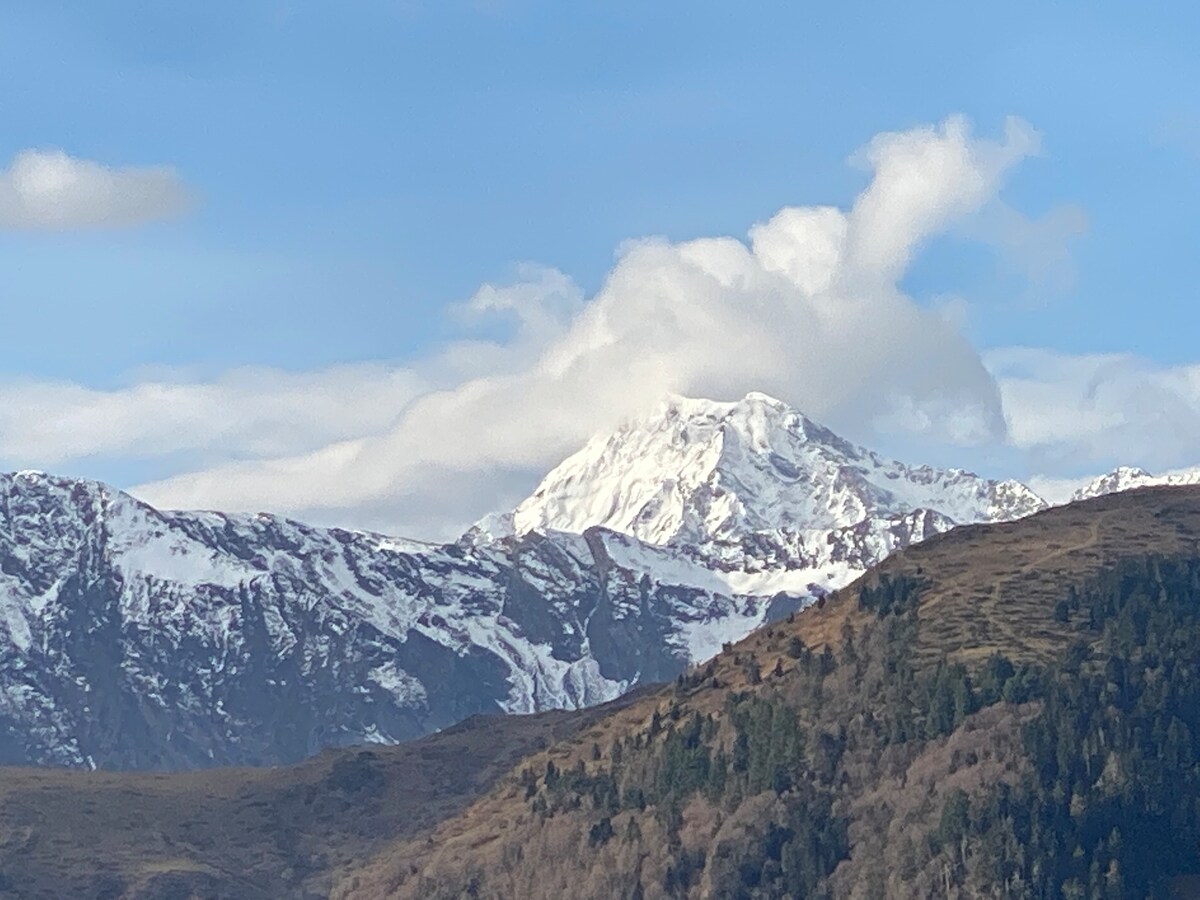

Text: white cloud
xmin=114 ymin=116 xmax=1037 ymax=536
xmin=0 ymin=149 xmax=190 ymax=230
xmin=843 ymin=115 xmax=1039 ymax=286
xmin=988 ymin=346 xmax=1200 ymax=473
xmin=9 ymin=116 xmax=1136 ymax=539
xmin=0 ymin=365 xmax=427 ymax=466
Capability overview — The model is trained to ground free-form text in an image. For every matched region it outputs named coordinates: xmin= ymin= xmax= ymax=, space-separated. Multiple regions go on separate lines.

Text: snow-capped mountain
xmin=509 ymin=393 xmax=1044 ymax=545
xmin=1071 ymin=465 xmax=1200 ymax=502
xmin=495 ymin=393 xmax=1044 ymax=597
xmin=0 ymin=393 xmax=1050 ymax=769
xmin=0 ymin=472 xmax=637 ymax=768
xmin=0 ymin=469 xmax=797 ymax=769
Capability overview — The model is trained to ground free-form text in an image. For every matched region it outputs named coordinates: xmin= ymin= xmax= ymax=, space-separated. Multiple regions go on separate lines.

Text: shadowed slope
xmin=0 ymin=693 xmax=649 ymax=899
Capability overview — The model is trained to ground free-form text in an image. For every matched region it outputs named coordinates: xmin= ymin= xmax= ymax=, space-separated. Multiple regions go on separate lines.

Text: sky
xmin=1 ymin=0 xmax=1199 ymax=538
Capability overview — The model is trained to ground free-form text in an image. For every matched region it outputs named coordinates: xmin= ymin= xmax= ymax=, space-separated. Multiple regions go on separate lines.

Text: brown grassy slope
xmin=336 ymin=486 xmax=1200 ymax=898
xmin=0 ymin=693 xmax=649 ymax=899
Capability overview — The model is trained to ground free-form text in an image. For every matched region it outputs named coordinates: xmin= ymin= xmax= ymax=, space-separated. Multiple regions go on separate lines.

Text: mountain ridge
xmin=0 ymin=487 xmax=1194 ymax=897
xmin=1071 ymin=463 xmax=1200 ymax=502
xmin=503 ymin=392 xmax=1046 ymax=546
xmin=0 ymin=392 xmax=1192 ymax=769
xmin=337 ymin=485 xmax=1200 ymax=900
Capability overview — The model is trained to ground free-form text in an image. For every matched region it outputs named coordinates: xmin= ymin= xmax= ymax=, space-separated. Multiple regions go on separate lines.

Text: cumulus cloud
xmin=843 ymin=116 xmax=1039 ymax=286
xmin=7 ymin=116 xmax=1131 ymax=538
xmin=0 ymin=149 xmax=190 ymax=230
xmin=111 ymin=116 xmax=1039 ymax=536
xmin=989 ymin=347 xmax=1200 ymax=473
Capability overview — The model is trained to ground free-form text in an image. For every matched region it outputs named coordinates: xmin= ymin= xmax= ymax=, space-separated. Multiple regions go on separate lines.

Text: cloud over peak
xmin=0 ymin=116 xmax=1122 ymax=539
xmin=121 ymin=116 xmax=1036 ymax=535
xmin=0 ymin=149 xmax=191 ymax=230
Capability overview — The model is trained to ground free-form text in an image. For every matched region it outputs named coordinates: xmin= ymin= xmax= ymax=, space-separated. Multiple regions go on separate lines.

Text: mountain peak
xmin=507 ymin=392 xmax=1046 ymax=546
xmin=650 ymin=391 xmax=802 ymax=434
xmin=1072 ymin=465 xmax=1200 ymax=502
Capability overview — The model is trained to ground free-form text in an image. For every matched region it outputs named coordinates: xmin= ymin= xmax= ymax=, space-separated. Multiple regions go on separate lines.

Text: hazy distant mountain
xmin=1070 ymin=464 xmax=1200 ymax=501
xmin=6 ymin=488 xmax=1200 ymax=899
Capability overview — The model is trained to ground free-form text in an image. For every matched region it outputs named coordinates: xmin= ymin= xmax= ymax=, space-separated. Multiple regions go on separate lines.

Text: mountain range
xmin=0 ymin=391 xmax=1189 ymax=769
xmin=2 ymin=485 xmax=1199 ymax=898
xmin=340 ymin=485 xmax=1200 ymax=900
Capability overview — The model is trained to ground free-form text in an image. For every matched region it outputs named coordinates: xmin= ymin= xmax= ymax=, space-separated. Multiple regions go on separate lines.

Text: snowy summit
xmin=0 ymin=391 xmax=1186 ymax=768
xmin=509 ymin=392 xmax=1046 ymax=545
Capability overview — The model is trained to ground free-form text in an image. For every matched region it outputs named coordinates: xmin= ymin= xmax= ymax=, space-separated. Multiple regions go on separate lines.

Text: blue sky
xmin=2 ymin=1 xmax=1199 ymax=535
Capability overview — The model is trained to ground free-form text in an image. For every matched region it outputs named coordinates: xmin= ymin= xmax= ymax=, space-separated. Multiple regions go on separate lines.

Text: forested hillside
xmin=1 ymin=487 xmax=1199 ymax=898
xmin=338 ymin=487 xmax=1200 ymax=899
